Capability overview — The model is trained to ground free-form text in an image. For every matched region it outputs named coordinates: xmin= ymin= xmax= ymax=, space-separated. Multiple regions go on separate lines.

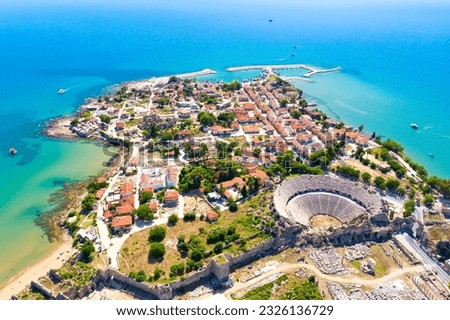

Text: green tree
xmin=374 ymin=176 xmax=386 ymax=190
xmin=177 ymin=239 xmax=189 ymax=253
xmin=99 ymin=114 xmax=111 ymax=124
xmin=149 ymin=242 xmax=166 ymax=259
xmin=183 ymin=212 xmax=196 ymax=222
xmin=403 ymin=199 xmax=416 ymax=217
xmin=336 ymin=165 xmax=360 ymax=180
xmin=153 ymin=267 xmax=163 ymax=280
xmin=139 ymin=191 xmax=153 ymax=204
xmin=157 ymin=96 xmax=170 ymax=108
xmin=214 ymin=242 xmax=224 ymax=254
xmin=382 ymin=139 xmax=404 ymax=154
xmin=423 ymin=193 xmax=435 ymax=206
xmin=253 ymin=147 xmax=262 ymax=157
xmin=190 ymin=246 xmax=206 ymax=262
xmin=170 ymin=263 xmax=185 ymax=277
xmin=134 ymin=204 xmax=154 ymax=221
xmin=149 ymin=226 xmax=167 ymax=242
xmin=397 ymin=187 xmax=406 ymax=197
xmin=217 ymin=112 xmax=236 ymax=127
xmin=70 ymin=118 xmax=80 ymax=126
xmin=290 ymin=109 xmax=302 ymax=119
xmin=80 ymin=240 xmax=95 ymax=262
xmin=241 ymin=185 xmax=248 ymax=198
xmin=361 ymin=172 xmax=372 ymax=183
xmin=266 ymin=164 xmax=287 ymax=178
xmin=386 ymin=178 xmax=400 ymax=191
xmin=81 ymin=110 xmax=91 ymax=118
xmin=168 ymin=214 xmax=179 ymax=226
xmin=81 ymin=194 xmax=95 ymax=211
xmin=135 ymin=270 xmax=147 ymax=282
xmin=168 ymin=76 xmax=179 ymax=83
xmin=197 ymin=111 xmax=215 ymax=126
xmin=228 ymin=201 xmax=238 ymax=212
xmin=222 ymin=80 xmax=241 ymax=91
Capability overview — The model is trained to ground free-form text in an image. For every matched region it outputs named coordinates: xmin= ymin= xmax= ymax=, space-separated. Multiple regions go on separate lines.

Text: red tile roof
xmin=95 ymin=188 xmax=106 ymax=199
xmin=164 ymin=189 xmax=179 ymax=202
xmin=250 ymin=169 xmax=268 ymax=182
xmin=217 ymin=177 xmax=245 ymax=190
xmin=148 ymin=200 xmax=158 ymax=211
xmin=111 ymin=215 xmax=133 ymax=228
xmin=103 ymin=210 xmax=113 ymax=221
xmin=120 ymin=195 xmax=135 ymax=206
xmin=116 ymin=204 xmax=134 ymax=215
xmin=206 ymin=211 xmax=219 ymax=223
xmin=243 ymin=125 xmax=260 ymax=134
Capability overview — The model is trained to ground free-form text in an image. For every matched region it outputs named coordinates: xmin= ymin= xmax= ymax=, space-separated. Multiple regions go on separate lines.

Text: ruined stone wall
xmin=30 ymin=281 xmax=54 ymax=300
xmin=96 ymin=269 xmax=172 ymax=300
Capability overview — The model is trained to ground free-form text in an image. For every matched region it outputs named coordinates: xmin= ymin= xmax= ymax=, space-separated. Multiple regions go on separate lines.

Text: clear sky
xmin=2 ymin=0 xmax=449 ymax=6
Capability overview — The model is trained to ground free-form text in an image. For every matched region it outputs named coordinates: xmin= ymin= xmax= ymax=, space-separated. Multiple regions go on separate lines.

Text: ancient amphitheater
xmin=273 ymin=174 xmax=384 ymax=227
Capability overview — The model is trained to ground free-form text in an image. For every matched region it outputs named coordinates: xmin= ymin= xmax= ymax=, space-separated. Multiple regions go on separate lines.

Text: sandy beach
xmin=0 ymin=236 xmax=74 ymax=300
xmin=129 ymin=68 xmax=217 ymax=90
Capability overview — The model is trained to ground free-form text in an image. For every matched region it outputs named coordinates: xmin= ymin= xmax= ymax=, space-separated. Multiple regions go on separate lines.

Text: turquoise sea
xmin=1 ymin=0 xmax=450 ymax=286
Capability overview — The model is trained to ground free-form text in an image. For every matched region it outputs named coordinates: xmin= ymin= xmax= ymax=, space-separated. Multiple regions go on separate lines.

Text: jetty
xmin=226 ymin=64 xmax=341 ymax=77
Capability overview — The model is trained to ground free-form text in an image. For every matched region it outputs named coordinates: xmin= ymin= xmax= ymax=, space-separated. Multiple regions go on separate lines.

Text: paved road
xmin=395 ymin=233 xmax=450 ymax=285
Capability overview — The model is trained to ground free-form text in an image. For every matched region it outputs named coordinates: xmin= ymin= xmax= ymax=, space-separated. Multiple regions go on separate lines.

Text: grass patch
xmin=57 ymin=261 xmax=97 ymax=286
xmin=239 ymin=275 xmax=322 ymax=300
xmin=17 ymin=290 xmax=46 ymax=300
xmin=125 ymin=118 xmax=142 ymax=127
xmin=79 ymin=212 xmax=96 ymax=229
xmin=350 ymin=260 xmax=361 ymax=270
xmin=241 ymin=283 xmax=274 ymax=300
xmin=281 ymin=277 xmax=322 ymax=300
xmin=370 ymin=245 xmax=391 ymax=277
xmin=119 ymin=191 xmax=274 ymax=284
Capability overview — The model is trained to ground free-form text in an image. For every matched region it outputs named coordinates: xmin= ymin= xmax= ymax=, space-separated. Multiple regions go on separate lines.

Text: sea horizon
xmin=1 ymin=0 xmax=450 ymax=287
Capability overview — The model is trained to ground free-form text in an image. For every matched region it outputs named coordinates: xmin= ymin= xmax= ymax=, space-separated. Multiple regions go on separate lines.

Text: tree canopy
xmin=134 ymin=204 xmax=154 ymax=221
xmin=148 ymin=226 xmax=167 ymax=242
xmin=149 ymin=242 xmax=166 ymax=259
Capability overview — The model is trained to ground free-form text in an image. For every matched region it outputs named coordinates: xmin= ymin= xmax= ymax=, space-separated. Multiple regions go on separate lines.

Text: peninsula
xmin=4 ymin=65 xmax=450 ymax=301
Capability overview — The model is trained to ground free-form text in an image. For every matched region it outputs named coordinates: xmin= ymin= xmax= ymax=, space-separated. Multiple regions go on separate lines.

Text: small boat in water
xmin=410 ymin=123 xmax=418 ymax=129
xmin=9 ymin=147 xmax=17 ymax=156
xmin=268 ymin=19 xmax=273 ymax=22
xmin=58 ymin=88 xmax=66 ymax=94
xmin=290 ymin=53 xmax=296 ymax=57
xmin=429 ymin=153 xmax=434 ymax=158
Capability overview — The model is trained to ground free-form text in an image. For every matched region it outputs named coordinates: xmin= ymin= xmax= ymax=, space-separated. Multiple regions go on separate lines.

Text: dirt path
xmin=221 ymin=262 xmax=424 ymax=297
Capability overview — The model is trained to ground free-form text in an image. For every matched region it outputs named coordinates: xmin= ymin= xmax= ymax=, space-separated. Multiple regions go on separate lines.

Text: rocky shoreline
xmin=43 ymin=116 xmax=80 ymax=141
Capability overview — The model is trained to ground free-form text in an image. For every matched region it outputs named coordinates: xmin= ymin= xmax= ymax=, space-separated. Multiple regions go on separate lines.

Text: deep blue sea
xmin=1 ymin=0 xmax=450 ymax=285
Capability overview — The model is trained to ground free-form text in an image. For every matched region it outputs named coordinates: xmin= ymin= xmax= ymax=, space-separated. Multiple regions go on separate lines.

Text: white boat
xmin=58 ymin=88 xmax=66 ymax=94
xmin=410 ymin=123 xmax=418 ymax=129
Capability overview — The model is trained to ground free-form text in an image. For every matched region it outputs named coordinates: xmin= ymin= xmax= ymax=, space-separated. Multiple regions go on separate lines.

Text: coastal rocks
xmin=44 ymin=117 xmax=79 ymax=140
